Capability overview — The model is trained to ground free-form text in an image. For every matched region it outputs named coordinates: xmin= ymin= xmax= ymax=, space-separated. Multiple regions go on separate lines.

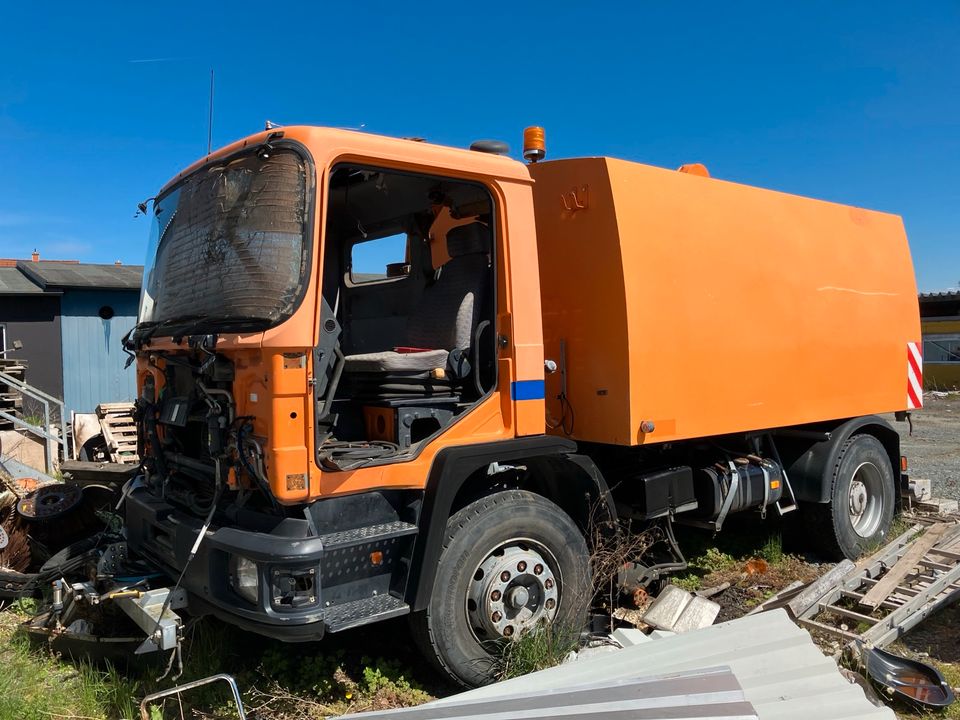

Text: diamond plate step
xmin=319 ymin=521 xmax=417 ymax=550
xmin=324 ymin=594 xmax=410 ymax=633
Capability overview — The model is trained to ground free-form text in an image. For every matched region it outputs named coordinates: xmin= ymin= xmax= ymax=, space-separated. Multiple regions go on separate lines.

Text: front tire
xmin=810 ymin=434 xmax=896 ymax=560
xmin=412 ymin=490 xmax=591 ymax=687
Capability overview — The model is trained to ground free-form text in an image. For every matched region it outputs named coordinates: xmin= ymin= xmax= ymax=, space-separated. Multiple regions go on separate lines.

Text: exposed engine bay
xmin=138 ymin=340 xmax=275 ymax=519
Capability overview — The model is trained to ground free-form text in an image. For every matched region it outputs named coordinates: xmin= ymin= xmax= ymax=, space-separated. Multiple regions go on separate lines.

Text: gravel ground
xmin=885 ymin=390 xmax=960 ymax=501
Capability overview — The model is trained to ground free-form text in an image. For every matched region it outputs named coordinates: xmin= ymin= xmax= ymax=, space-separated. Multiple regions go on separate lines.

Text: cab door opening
xmin=314 ymin=165 xmax=497 ymax=470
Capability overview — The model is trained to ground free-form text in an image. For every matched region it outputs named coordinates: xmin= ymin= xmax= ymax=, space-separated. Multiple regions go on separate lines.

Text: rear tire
xmin=809 ymin=434 xmax=896 ymax=560
xmin=411 ymin=490 xmax=591 ymax=688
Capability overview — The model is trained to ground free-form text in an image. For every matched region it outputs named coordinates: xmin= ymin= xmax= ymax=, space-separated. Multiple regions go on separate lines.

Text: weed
xmin=670 ymin=574 xmax=703 ymax=592
xmin=695 ymin=546 xmax=737 ymax=572
xmin=495 ymin=622 xmax=580 ymax=680
xmin=759 ymin=533 xmax=784 ymax=565
xmin=253 ymin=644 xmax=431 ymax=716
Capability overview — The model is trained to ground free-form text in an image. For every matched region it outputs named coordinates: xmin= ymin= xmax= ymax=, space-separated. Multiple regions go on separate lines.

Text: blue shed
xmin=17 ymin=260 xmax=142 ymax=417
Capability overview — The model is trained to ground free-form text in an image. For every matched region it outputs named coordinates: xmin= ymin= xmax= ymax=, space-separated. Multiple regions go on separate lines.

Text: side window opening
xmin=314 ymin=165 xmax=498 ymax=470
xmin=349 ymin=232 xmax=411 ymax=284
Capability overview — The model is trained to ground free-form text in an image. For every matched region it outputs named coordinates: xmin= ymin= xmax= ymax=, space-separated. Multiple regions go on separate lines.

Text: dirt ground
xmin=886 ymin=390 xmax=960 ymax=501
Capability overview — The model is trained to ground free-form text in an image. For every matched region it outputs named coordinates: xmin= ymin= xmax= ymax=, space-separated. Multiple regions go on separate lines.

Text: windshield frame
xmin=136 ymin=139 xmax=317 ymax=340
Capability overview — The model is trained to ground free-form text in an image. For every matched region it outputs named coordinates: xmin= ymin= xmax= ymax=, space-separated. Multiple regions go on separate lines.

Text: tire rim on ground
xmin=848 ymin=461 xmax=884 ymax=537
xmin=466 ymin=538 xmax=561 ymax=642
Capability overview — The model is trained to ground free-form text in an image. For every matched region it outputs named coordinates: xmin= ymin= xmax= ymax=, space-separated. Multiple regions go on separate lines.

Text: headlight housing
xmin=229 ymin=554 xmax=259 ymax=604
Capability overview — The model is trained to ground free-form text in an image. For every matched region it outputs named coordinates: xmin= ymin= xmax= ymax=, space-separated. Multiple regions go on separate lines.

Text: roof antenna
xmin=207 ymin=69 xmax=214 ymax=154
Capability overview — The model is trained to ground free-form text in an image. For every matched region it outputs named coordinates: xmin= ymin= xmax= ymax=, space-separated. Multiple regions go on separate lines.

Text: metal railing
xmin=0 ymin=369 xmax=67 ymax=476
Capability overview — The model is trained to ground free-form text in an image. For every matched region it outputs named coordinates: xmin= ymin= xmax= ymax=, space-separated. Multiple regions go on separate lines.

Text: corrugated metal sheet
xmin=18 ymin=261 xmax=142 ymax=290
xmin=60 ymin=289 xmax=138 ymax=416
xmin=430 ymin=610 xmax=894 ymax=720
xmin=337 ymin=667 xmax=757 ymax=720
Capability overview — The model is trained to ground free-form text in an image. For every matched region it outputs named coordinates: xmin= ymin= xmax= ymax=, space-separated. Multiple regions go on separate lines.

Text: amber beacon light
xmin=523 ymin=126 xmax=546 ymax=163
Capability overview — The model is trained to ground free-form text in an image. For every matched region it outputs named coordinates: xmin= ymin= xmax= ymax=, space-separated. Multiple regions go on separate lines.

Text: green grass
xmin=759 ymin=533 xmax=784 ymax=565
xmin=0 ymin=612 xmax=139 ymax=720
xmin=495 ymin=622 xmax=581 ymax=681
xmin=0 ymin=605 xmax=441 ymax=720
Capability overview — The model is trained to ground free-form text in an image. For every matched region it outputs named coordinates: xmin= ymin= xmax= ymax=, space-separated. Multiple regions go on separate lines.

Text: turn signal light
xmin=370 ymin=551 xmax=383 ymax=567
xmin=770 ymin=480 xmax=781 ymax=490
xmin=900 ymin=456 xmax=908 ymax=472
xmin=523 ymin=126 xmax=546 ymax=163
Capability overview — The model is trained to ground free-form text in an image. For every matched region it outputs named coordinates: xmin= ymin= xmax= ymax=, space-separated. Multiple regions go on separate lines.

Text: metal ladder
xmin=789 ymin=521 xmax=960 ymax=649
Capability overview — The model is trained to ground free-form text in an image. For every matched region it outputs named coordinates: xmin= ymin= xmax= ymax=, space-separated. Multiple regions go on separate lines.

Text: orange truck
xmin=124 ymin=125 xmax=921 ymax=686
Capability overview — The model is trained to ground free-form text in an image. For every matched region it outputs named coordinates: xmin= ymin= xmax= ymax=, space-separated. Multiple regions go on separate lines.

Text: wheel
xmin=79 ymin=435 xmax=109 ymax=462
xmin=411 ymin=490 xmax=591 ymax=687
xmin=809 ymin=434 xmax=896 ymax=560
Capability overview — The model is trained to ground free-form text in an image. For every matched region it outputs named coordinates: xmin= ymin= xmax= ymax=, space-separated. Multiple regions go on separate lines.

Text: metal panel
xmin=336 ymin=667 xmax=756 ymax=720
xmin=60 ymin=289 xmax=138 ymax=416
xmin=431 ymin=610 xmax=894 ymax=720
xmin=0 ymin=294 xmax=64 ymax=401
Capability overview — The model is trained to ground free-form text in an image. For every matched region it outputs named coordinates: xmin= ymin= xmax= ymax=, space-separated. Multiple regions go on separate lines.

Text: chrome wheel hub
xmin=467 ymin=541 xmax=559 ymax=640
xmin=848 ymin=462 xmax=883 ymax=538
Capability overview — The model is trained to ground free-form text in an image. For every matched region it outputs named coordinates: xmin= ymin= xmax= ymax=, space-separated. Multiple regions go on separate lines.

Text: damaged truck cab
xmin=124 ymin=125 xmax=921 ymax=687
xmin=126 ymin=127 xmax=561 ymax=677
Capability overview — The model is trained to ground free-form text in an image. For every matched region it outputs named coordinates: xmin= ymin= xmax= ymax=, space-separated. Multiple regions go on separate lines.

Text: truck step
xmin=319 ymin=521 xmax=418 ymax=550
xmin=324 ymin=593 xmax=410 ymax=633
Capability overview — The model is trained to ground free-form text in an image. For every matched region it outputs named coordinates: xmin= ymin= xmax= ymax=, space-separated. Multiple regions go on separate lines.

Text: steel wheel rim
xmin=466 ymin=537 xmax=561 ymax=643
xmin=848 ymin=461 xmax=884 ymax=537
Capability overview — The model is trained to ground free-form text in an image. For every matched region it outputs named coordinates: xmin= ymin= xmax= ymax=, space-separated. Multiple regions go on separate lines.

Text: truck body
xmin=123 ymin=126 xmax=921 ymax=686
xmin=533 ymin=157 xmax=920 ymax=446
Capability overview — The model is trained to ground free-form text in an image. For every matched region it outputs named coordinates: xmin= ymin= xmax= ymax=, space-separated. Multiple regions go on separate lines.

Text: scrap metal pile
xmin=0 ymin=471 xmax=190 ymax=670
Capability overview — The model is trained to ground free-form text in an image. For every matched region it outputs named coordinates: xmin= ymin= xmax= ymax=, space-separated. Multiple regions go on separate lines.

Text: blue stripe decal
xmin=511 ymin=380 xmax=545 ymax=401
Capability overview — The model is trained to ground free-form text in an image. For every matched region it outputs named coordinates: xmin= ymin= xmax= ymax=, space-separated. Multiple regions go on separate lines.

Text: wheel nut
xmin=491 ymin=590 xmax=502 ymax=601
xmin=534 ymin=564 xmax=544 ymax=575
xmin=517 ymin=561 xmax=527 ymax=572
xmin=500 ymin=571 xmax=511 ymax=582
xmin=503 ymin=625 xmax=514 ymax=637
xmin=492 ymin=611 xmax=502 ymax=623
xmin=545 ymin=598 xmax=556 ymax=610
xmin=544 ymin=578 xmax=554 ymax=589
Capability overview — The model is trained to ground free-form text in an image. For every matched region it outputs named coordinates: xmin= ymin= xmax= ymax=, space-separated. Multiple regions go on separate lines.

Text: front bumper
xmin=125 ymin=487 xmax=327 ymax=641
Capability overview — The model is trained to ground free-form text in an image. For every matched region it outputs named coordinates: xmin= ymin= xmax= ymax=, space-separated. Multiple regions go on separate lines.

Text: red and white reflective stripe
xmin=906 ymin=341 xmax=923 ymax=409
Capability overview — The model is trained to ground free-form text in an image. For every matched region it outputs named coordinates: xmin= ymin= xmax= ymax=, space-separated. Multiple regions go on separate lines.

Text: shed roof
xmin=17 ymin=261 xmax=143 ymax=290
xmin=920 ymin=290 xmax=960 ymax=301
xmin=920 ymin=290 xmax=960 ymax=319
xmin=0 ymin=266 xmax=46 ymax=295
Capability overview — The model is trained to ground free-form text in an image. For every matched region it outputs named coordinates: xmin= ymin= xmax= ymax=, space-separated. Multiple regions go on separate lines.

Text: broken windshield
xmin=138 ymin=148 xmax=310 ymax=335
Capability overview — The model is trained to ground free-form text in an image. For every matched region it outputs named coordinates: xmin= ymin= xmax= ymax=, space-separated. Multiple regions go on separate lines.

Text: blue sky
xmin=1 ymin=2 xmax=957 ymax=291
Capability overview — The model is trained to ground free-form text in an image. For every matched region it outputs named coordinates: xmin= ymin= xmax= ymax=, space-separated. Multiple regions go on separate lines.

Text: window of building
xmin=923 ymin=334 xmax=960 ymax=363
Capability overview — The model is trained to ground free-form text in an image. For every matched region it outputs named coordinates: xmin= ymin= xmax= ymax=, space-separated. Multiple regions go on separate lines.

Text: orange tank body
xmin=530 ymin=156 xmax=921 ymax=446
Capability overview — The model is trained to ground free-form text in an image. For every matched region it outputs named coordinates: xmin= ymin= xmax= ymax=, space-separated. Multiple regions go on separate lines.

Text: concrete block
xmin=642 ymin=584 xmax=721 ymax=633
xmin=908 ymin=478 xmax=932 ymax=502
xmin=641 ymin=584 xmax=690 ymax=630
xmin=671 ymin=595 xmax=721 ymax=632
xmin=609 ymin=628 xmax=652 ymax=647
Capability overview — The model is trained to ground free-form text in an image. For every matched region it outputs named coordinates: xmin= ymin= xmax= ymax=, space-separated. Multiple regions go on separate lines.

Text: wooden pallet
xmin=789 ymin=521 xmax=960 ymax=650
xmin=95 ymin=402 xmax=139 ymax=464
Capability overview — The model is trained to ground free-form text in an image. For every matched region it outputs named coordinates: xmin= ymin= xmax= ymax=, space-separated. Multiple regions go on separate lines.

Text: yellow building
xmin=920 ymin=291 xmax=960 ymax=390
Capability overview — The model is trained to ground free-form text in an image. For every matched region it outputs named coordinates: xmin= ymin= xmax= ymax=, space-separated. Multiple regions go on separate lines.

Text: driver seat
xmin=342 ymin=222 xmax=491 ymax=388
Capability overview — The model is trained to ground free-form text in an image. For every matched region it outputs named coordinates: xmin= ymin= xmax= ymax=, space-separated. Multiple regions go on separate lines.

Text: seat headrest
xmin=446 ymin=223 xmax=491 ymax=258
